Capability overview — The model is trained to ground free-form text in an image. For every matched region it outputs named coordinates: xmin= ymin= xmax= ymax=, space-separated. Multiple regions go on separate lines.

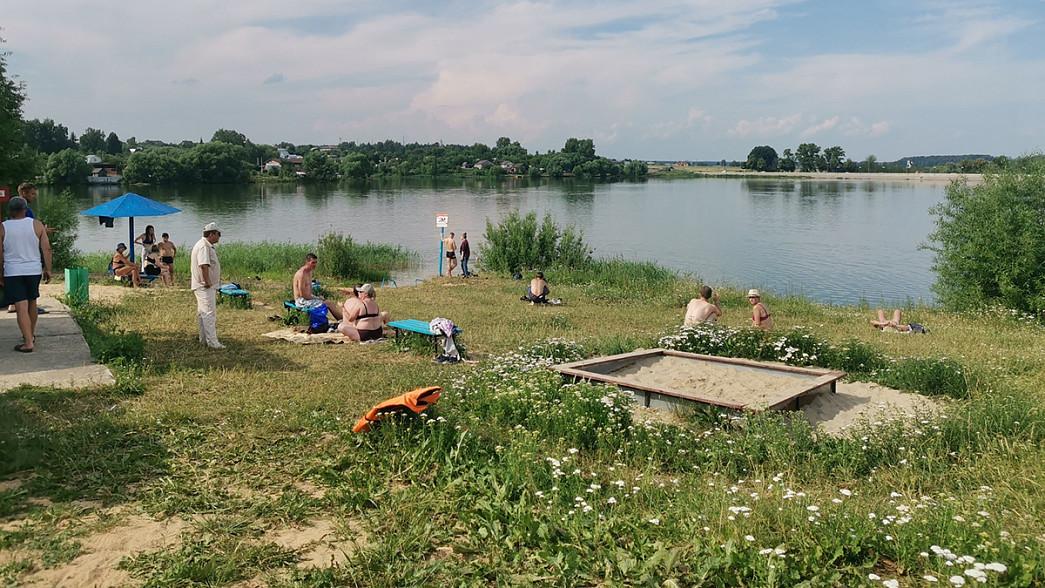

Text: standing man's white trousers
xmin=194 ymin=287 xmax=222 ymax=348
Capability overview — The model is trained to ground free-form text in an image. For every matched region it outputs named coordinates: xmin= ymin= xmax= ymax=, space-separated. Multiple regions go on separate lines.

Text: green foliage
xmin=877 ymin=357 xmax=968 ymax=399
xmin=822 ymin=145 xmax=846 ymax=171
xmin=181 ymin=142 xmax=252 ymax=183
xmin=317 ymin=232 xmax=415 ymax=282
xmin=0 ymin=42 xmax=36 ymax=185
xmin=43 ymin=149 xmax=90 ymax=184
xmin=303 ymin=151 xmax=339 ymax=181
xmin=623 ymin=160 xmax=648 ymax=178
xmin=795 ymin=142 xmax=822 ymax=172
xmin=744 ymin=145 xmax=778 ymax=171
xmin=928 ymin=163 xmax=1045 ymax=318
xmin=341 ymin=151 xmax=372 ymax=179
xmin=124 ymin=148 xmax=189 ymax=184
xmin=67 ymin=301 xmax=145 ymax=364
xmin=210 ymin=128 xmax=248 ymax=145
xmin=78 ymin=127 xmax=105 ymax=153
xmin=480 ymin=211 xmax=593 ymax=273
xmin=23 ymin=118 xmax=75 ymax=154
xmin=779 ymin=148 xmax=796 ymax=172
xmin=104 ymin=131 xmax=122 ymax=154
xmin=35 ymin=189 xmax=79 ymax=270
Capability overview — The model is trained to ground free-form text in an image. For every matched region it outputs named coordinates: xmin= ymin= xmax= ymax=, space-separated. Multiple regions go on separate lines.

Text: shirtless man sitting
xmin=684 ymin=285 xmax=722 ymax=325
xmin=292 ymin=253 xmax=343 ymax=321
xmin=525 ymin=271 xmax=549 ymax=303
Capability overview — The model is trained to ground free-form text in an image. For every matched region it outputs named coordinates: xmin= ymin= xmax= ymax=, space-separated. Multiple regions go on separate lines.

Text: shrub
xmin=35 ymin=189 xmax=80 ymax=271
xmin=928 ymin=161 xmax=1045 ymax=319
xmin=480 ymin=211 xmax=592 ymax=273
xmin=876 ymin=357 xmax=969 ymax=399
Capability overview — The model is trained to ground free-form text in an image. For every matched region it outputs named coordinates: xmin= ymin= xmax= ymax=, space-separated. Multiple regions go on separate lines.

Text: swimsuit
xmin=358 ymin=327 xmax=384 ymax=341
xmin=446 ymin=252 xmax=456 ymax=259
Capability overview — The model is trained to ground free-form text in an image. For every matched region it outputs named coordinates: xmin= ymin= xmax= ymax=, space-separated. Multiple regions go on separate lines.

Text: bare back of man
xmin=293 ymin=257 xmax=343 ymax=321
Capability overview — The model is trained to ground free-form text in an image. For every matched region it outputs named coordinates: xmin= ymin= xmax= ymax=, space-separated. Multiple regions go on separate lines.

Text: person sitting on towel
xmin=338 ymin=283 xmax=389 ymax=341
xmin=292 ymin=253 xmax=343 ymax=321
xmin=524 ymin=271 xmax=549 ymax=303
xmin=870 ymin=309 xmax=928 ymax=333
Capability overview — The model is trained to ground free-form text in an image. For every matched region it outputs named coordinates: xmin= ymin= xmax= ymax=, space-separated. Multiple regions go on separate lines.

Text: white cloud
xmin=800 ymin=116 xmax=840 ymax=137
xmin=730 ymin=114 xmax=802 ymax=137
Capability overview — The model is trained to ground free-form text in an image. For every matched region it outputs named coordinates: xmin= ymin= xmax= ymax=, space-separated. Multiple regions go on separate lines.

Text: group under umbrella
xmin=80 ymin=192 xmax=181 ymax=261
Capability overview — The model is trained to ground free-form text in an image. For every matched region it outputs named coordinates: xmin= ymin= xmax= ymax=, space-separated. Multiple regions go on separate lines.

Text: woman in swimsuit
xmin=112 ymin=243 xmax=141 ymax=287
xmin=747 ymin=288 xmax=773 ymax=330
xmin=134 ymin=225 xmax=157 ymax=267
xmin=338 ymin=283 xmax=390 ymax=341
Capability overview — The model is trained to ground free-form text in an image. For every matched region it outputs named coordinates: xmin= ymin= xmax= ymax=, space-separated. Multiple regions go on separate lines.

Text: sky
xmin=4 ymin=0 xmax=1044 ymax=160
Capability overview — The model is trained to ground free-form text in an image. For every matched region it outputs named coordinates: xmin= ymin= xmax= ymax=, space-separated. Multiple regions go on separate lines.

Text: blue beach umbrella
xmin=80 ymin=192 xmax=181 ymax=261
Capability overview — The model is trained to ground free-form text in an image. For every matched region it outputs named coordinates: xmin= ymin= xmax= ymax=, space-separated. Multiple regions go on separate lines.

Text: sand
xmin=800 ymin=381 xmax=940 ymax=435
xmin=40 ymin=283 xmax=135 ymax=304
xmin=609 ymin=355 xmax=815 ymax=409
xmin=267 ymin=518 xmax=367 ymax=568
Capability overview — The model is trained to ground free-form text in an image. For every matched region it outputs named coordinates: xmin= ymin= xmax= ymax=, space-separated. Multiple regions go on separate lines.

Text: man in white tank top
xmin=0 ymin=197 xmax=52 ymax=352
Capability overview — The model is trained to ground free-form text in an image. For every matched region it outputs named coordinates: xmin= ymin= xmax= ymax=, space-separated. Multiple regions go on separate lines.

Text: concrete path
xmin=0 ymin=295 xmax=114 ymax=392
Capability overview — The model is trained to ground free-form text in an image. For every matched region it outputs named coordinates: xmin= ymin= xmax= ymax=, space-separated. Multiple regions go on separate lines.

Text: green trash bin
xmin=64 ymin=267 xmax=89 ymax=306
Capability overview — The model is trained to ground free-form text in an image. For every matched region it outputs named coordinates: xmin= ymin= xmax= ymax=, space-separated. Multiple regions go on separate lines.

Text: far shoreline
xmin=650 ymin=169 xmax=984 ymax=184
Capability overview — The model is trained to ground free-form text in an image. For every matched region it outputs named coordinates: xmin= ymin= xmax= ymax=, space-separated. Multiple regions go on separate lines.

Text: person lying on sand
xmin=870 ymin=309 xmax=929 ymax=333
xmin=747 ymin=289 xmax=773 ymax=330
xmin=293 ymin=253 xmax=343 ymax=321
xmin=523 ymin=271 xmax=549 ymax=304
xmin=685 ymin=285 xmax=722 ymax=325
xmin=338 ymin=283 xmax=389 ymax=341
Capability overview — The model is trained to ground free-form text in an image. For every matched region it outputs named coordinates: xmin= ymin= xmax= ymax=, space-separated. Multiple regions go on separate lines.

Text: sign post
xmin=436 ymin=213 xmax=449 ymax=276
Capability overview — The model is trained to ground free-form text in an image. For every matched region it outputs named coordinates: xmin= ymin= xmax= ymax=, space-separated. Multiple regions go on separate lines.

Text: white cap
xmin=747 ymin=288 xmax=761 ymax=298
xmin=203 ymin=222 xmax=220 ymax=233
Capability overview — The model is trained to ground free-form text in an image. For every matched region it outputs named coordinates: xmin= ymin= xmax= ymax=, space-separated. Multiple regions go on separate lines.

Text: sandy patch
xmin=609 ymin=355 xmax=816 ymax=409
xmin=40 ymin=283 xmax=137 ymax=305
xmin=23 ymin=514 xmax=187 ymax=588
xmin=0 ymin=478 xmax=24 ymax=492
xmin=268 ymin=518 xmax=367 ymax=568
xmin=801 ymin=381 xmax=940 ymax=436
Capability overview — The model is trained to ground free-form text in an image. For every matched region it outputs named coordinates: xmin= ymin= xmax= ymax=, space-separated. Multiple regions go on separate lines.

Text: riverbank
xmin=1 ymin=269 xmax=1041 ymax=585
xmin=650 ymin=167 xmax=984 ymax=183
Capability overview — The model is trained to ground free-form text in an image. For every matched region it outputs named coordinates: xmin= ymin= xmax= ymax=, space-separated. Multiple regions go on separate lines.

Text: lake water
xmin=45 ymin=177 xmax=947 ymax=305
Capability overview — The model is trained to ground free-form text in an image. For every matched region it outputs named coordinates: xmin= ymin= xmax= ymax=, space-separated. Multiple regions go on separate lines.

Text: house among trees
xmin=500 ymin=161 xmax=518 ymax=174
xmin=87 ymin=161 xmax=122 ymax=184
xmin=474 ymin=159 xmax=494 ymax=170
xmin=263 ymin=159 xmax=282 ymax=173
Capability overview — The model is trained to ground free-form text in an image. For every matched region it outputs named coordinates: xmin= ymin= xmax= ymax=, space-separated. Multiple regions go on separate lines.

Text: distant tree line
xmin=13 ymin=110 xmax=648 ymax=185
xmin=742 ymin=144 xmax=1038 ymax=174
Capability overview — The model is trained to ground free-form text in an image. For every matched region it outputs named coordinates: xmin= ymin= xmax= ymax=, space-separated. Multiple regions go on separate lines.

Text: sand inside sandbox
xmin=607 ymin=355 xmax=816 ymax=409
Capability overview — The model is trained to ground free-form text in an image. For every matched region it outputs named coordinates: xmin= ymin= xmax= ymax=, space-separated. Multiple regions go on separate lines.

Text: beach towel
xmin=352 ymin=386 xmax=442 ymax=433
xmin=429 ymin=317 xmax=460 ymax=361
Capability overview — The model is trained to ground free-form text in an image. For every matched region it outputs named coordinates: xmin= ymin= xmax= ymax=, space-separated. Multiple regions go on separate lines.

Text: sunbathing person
xmin=871 ymin=309 xmax=928 ymax=333
xmin=111 ymin=243 xmax=141 ymax=287
xmin=158 ymin=233 xmax=177 ymax=281
xmin=524 ymin=271 xmax=549 ymax=303
xmin=338 ymin=283 xmax=389 ymax=341
xmin=747 ymin=289 xmax=773 ymax=330
xmin=684 ymin=285 xmax=722 ymax=325
xmin=292 ymin=253 xmax=343 ymax=321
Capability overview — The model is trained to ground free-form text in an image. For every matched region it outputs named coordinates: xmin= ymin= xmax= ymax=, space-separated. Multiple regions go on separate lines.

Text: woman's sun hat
xmin=747 ymin=288 xmax=761 ymax=298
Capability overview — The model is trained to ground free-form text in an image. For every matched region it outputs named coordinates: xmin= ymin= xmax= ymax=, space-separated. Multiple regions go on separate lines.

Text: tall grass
xmin=78 ymin=237 xmax=415 ymax=283
xmin=480 ymin=211 xmax=592 ymax=273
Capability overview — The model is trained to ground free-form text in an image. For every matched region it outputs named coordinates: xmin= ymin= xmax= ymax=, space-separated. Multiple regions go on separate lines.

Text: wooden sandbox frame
xmin=553 ymin=349 xmax=846 ymax=412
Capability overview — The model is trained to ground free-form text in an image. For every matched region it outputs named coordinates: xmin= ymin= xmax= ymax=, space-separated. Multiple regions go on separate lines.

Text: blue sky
xmin=5 ymin=0 xmax=1044 ymax=160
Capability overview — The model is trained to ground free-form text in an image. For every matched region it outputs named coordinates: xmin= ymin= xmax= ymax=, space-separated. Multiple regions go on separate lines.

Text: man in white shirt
xmin=190 ymin=222 xmax=224 ymax=349
xmin=0 ymin=197 xmax=52 ymax=352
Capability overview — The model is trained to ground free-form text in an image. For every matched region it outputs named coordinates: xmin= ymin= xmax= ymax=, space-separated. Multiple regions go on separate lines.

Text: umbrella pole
xmin=129 ymin=217 xmax=135 ymax=261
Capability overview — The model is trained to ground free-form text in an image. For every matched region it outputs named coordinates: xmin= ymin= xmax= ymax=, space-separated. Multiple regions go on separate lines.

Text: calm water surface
xmin=47 ymin=178 xmax=946 ymax=305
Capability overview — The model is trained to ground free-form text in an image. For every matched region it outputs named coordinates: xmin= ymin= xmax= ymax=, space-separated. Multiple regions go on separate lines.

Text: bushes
xmin=928 ymin=161 xmax=1045 ymax=319
xmin=35 ymin=189 xmax=79 ymax=271
xmin=480 ymin=211 xmax=592 ymax=273
xmin=317 ymin=232 xmax=414 ymax=282
xmin=660 ymin=324 xmax=969 ymax=398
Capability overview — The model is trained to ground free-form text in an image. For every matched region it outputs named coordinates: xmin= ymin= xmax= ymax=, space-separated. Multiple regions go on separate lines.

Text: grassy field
xmin=1 ymin=270 xmax=1043 ymax=586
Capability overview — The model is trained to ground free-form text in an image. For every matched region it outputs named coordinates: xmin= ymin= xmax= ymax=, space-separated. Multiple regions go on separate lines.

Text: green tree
xmin=341 ymin=152 xmax=372 ymax=180
xmin=563 ymin=138 xmax=596 ymax=159
xmin=823 ymin=146 xmax=845 ymax=172
xmin=864 ymin=154 xmax=878 ymax=172
xmin=79 ymin=127 xmax=106 ymax=153
xmin=124 ymin=148 xmax=188 ymax=184
xmin=928 ymin=162 xmax=1045 ymax=316
xmin=44 ymin=148 xmax=90 ymax=184
xmin=182 ymin=142 xmax=251 ymax=183
xmin=105 ymin=131 xmax=122 ymax=154
xmin=0 ymin=40 xmax=36 ymax=185
xmin=623 ymin=160 xmax=648 ymax=179
xmin=35 ymin=189 xmax=79 ymax=270
xmin=303 ymin=150 xmax=339 ymax=181
xmin=795 ymin=143 xmax=822 ymax=172
xmin=23 ymin=118 xmax=75 ymax=154
xmin=779 ymin=148 xmax=796 ymax=172
xmin=211 ymin=128 xmax=248 ymax=145
xmin=744 ymin=145 xmax=779 ymax=171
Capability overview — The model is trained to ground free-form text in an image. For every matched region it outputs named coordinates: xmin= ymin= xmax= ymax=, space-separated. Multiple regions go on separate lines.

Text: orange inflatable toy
xmin=352 ymin=386 xmax=442 ymax=433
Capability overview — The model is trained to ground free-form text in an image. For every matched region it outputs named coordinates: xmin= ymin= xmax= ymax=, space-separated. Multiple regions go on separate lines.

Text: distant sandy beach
xmin=660 ymin=170 xmax=984 ymax=184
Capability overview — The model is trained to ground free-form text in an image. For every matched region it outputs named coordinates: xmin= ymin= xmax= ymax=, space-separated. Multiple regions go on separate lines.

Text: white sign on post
xmin=436 ymin=213 xmax=449 ymax=228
